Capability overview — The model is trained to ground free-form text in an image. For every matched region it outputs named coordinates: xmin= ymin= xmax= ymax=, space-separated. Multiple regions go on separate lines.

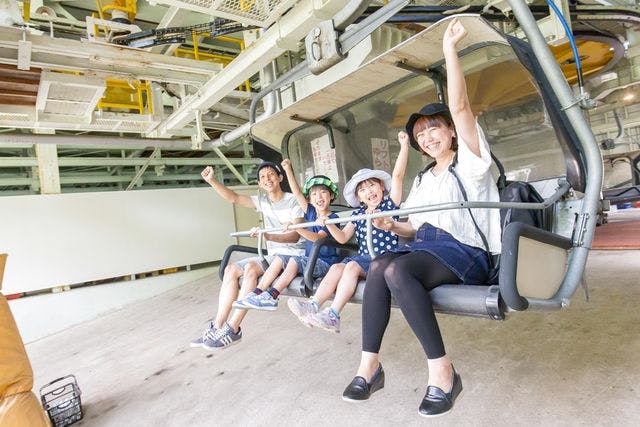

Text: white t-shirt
xmin=403 ymin=123 xmax=502 ymax=254
xmin=250 ymin=192 xmax=305 ymax=256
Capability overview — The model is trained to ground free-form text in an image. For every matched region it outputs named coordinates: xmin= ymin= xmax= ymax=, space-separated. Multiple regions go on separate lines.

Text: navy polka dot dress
xmin=350 ymin=197 xmax=399 ymax=256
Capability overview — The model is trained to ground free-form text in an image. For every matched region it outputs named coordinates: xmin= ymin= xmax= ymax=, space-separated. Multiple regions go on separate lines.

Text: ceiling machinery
xmin=0 ymin=0 xmax=638 ymax=195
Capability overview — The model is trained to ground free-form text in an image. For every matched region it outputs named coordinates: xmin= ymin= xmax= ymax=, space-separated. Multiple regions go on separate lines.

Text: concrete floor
xmin=23 ymin=248 xmax=639 ymax=426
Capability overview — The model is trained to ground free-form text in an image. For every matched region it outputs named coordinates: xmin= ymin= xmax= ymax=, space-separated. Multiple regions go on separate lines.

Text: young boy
xmin=233 ymin=159 xmax=341 ymax=311
xmin=191 ymin=161 xmax=304 ymax=350
xmin=288 ymin=132 xmax=409 ymax=332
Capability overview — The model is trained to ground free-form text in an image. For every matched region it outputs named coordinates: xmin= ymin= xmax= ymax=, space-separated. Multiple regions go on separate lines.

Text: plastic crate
xmin=40 ymin=375 xmax=83 ymax=427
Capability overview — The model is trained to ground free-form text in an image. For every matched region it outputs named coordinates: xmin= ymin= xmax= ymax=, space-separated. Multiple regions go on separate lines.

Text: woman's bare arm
xmin=443 ymin=18 xmax=481 ymax=157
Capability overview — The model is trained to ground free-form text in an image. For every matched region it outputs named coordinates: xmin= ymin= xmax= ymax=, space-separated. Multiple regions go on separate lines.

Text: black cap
xmin=405 ymin=103 xmax=452 ymax=151
xmin=255 ymin=161 xmax=283 ymax=180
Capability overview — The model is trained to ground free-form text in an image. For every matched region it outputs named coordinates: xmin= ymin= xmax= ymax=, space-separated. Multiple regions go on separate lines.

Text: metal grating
xmin=0 ymin=112 xmax=157 ymax=133
xmin=0 ymin=112 xmax=30 ymax=122
xmin=93 ymin=115 xmax=158 ymax=132
xmin=37 ymin=71 xmax=106 ymax=120
xmin=151 ymin=0 xmax=299 ymax=27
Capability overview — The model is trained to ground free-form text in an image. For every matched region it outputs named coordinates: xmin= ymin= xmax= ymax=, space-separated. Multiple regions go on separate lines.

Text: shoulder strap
xmin=491 ymin=151 xmax=507 ymax=191
xmin=416 ymin=160 xmax=436 ymax=185
xmin=447 ymin=154 xmax=494 ymax=268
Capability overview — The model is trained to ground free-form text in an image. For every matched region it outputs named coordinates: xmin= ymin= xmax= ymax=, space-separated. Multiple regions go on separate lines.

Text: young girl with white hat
xmin=288 ymin=134 xmax=410 ymax=333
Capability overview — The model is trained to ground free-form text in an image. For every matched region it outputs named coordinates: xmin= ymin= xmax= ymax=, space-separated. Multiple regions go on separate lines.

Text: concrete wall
xmin=0 ymin=187 xmax=243 ymax=294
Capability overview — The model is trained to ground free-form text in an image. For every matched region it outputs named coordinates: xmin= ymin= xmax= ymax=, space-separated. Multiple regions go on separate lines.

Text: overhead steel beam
xmin=125 ymin=147 xmax=160 ymax=190
xmin=0 ymin=134 xmax=202 ymax=150
xmin=57 ymin=174 xmax=205 ymax=185
xmin=0 ymin=26 xmax=222 ymax=85
xmin=0 ymin=157 xmax=261 ymax=167
xmin=150 ymin=0 xmax=344 ymax=136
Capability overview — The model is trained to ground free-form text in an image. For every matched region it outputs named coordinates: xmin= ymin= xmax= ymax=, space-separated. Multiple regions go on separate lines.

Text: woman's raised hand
xmin=443 ymin=18 xmax=467 ymax=52
xmin=398 ymin=130 xmax=409 ymax=147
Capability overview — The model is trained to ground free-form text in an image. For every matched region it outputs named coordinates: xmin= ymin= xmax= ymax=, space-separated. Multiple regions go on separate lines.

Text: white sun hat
xmin=343 ymin=168 xmax=392 ymax=208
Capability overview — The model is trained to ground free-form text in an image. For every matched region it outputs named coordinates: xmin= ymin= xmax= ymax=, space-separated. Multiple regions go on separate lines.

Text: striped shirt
xmin=250 ymin=192 xmax=305 ymax=256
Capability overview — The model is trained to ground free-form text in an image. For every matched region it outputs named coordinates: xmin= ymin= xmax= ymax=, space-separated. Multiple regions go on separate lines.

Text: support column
xmin=35 ymin=143 xmax=61 ymax=194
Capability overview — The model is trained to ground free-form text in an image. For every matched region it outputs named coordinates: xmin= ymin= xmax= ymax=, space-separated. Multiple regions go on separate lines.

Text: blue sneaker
xmin=202 ymin=323 xmax=242 ymax=350
xmin=190 ymin=323 xmax=216 ymax=348
xmin=232 ymin=297 xmax=249 ymax=309
xmin=242 ymin=291 xmax=278 ymax=311
xmin=287 ymin=298 xmax=318 ymax=327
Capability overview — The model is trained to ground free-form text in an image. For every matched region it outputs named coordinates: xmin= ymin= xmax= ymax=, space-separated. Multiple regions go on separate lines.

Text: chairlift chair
xmin=223 ymin=13 xmax=601 ymax=321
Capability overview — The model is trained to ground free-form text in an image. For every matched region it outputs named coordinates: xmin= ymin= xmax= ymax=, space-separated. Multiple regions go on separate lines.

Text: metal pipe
xmin=333 ymin=0 xmax=372 ymax=32
xmin=230 ymin=182 xmax=570 ymax=236
xmin=0 ymin=134 xmax=198 ymax=150
xmin=507 ymin=0 xmax=603 ymax=307
xmin=203 ymin=64 xmax=277 ymax=148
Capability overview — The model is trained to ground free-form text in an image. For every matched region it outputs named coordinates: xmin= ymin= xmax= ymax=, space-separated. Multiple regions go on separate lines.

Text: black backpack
xmin=499 ymin=180 xmax=546 ymax=231
xmin=492 ymin=151 xmax=548 ymax=233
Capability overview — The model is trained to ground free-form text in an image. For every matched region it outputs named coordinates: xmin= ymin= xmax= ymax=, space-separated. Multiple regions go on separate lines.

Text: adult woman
xmin=341 ymin=18 xmax=501 ymax=417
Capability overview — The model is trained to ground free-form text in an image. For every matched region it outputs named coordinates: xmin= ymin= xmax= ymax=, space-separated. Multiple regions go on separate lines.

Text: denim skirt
xmin=341 ymin=254 xmax=372 ymax=273
xmin=394 ymin=223 xmax=490 ymax=285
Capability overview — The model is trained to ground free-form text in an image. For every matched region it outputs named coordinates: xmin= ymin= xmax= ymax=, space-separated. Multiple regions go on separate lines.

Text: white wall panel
xmin=0 ymin=187 xmax=237 ymax=293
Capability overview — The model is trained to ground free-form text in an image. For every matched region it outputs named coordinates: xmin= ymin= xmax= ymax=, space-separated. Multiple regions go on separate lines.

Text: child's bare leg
xmin=256 ymin=257 xmax=284 ymax=291
xmin=272 ymin=258 xmax=299 ymax=293
xmin=238 ymin=262 xmax=264 ymax=298
xmin=312 ymin=263 xmax=346 ymax=306
xmin=224 ymin=261 xmax=262 ymax=330
xmin=214 ymin=262 xmax=249 ymax=328
xmin=330 ymin=261 xmax=364 ymax=313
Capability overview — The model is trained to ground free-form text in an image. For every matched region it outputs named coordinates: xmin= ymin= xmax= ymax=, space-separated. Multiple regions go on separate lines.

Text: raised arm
xmin=281 ymin=159 xmax=308 ymax=211
xmin=389 ymin=131 xmax=410 ymax=205
xmin=443 ymin=18 xmax=481 ymax=157
xmin=201 ymin=166 xmax=255 ymax=209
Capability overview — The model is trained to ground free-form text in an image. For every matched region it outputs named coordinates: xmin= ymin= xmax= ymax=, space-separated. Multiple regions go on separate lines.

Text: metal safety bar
xmin=230 ymin=179 xmax=571 ymax=259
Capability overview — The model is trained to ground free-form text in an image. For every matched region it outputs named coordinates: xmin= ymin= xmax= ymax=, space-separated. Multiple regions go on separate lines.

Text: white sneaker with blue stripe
xmin=240 ymin=291 xmax=278 ymax=311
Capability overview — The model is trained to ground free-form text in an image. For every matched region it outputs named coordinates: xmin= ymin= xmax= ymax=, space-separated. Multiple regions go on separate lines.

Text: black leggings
xmin=362 ymin=251 xmax=460 ymax=359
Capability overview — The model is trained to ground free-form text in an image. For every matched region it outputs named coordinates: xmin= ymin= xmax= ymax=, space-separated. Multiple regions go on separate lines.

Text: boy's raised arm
xmin=201 ymin=166 xmax=255 ymax=209
xmin=281 ymin=159 xmax=308 ymax=211
xmin=389 ymin=131 xmax=410 ymax=206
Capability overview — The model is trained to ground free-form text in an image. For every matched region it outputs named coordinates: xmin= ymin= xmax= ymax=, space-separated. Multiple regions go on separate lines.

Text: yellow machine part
xmin=175 ymin=34 xmax=251 ymax=92
xmin=97 ymin=79 xmax=152 ymax=114
xmin=551 ymin=37 xmax=617 ymax=85
xmin=99 ymin=0 xmax=137 ymax=22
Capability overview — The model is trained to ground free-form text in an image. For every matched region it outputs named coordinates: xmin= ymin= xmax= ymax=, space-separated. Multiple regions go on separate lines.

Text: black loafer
xmin=418 ymin=368 xmax=462 ymax=417
xmin=342 ymin=364 xmax=385 ymax=402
